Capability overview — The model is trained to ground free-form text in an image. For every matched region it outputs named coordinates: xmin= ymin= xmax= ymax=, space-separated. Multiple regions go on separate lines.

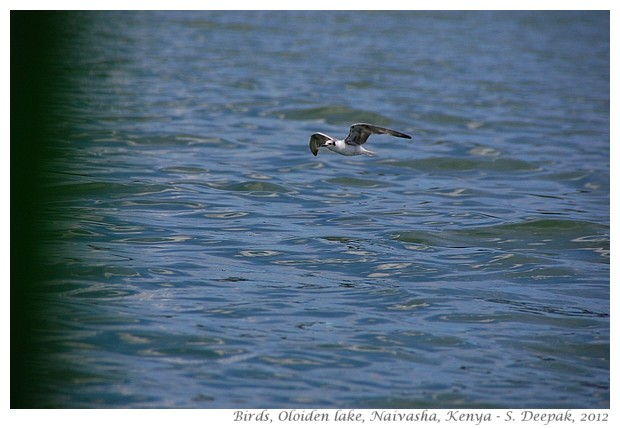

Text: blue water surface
xmin=30 ymin=11 xmax=608 ymax=408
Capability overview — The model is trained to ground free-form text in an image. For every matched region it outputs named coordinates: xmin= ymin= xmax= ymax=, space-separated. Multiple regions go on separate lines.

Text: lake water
xmin=15 ymin=11 xmax=609 ymax=408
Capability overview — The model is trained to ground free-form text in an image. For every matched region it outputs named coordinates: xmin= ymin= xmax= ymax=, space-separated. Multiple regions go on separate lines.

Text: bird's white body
xmin=308 ymin=123 xmax=411 ymax=157
xmin=327 ymin=139 xmax=376 ymax=156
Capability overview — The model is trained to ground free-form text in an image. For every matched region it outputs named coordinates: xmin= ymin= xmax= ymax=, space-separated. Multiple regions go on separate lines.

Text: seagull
xmin=309 ymin=123 xmax=411 ymax=156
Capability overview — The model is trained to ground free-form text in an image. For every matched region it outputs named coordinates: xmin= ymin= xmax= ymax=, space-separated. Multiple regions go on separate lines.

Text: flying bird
xmin=309 ymin=123 xmax=411 ymax=156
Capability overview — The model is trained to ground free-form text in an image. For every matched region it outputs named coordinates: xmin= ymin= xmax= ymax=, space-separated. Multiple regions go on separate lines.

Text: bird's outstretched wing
xmin=309 ymin=132 xmax=332 ymax=156
xmin=344 ymin=123 xmax=412 ymax=146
